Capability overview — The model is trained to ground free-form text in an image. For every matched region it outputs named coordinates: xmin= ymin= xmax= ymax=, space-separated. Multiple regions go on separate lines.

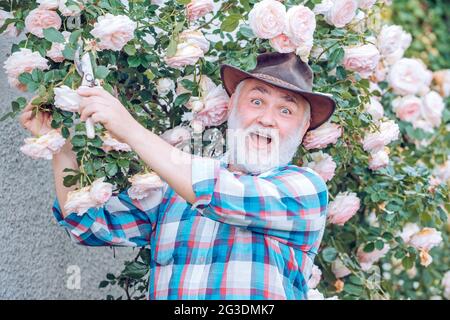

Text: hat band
xmin=251 ymin=73 xmax=304 ymax=92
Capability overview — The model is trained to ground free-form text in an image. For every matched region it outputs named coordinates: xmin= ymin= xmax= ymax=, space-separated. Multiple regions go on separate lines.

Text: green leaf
xmin=71 ymin=135 xmax=87 ymax=147
xmin=69 ymin=30 xmax=83 ymax=45
xmin=343 ymin=283 xmax=364 ymax=296
xmin=221 ymin=14 xmax=241 ymax=32
xmin=99 ymin=280 xmax=109 ymax=288
xmin=95 ymin=66 xmax=110 ymax=79
xmin=43 ymin=27 xmax=65 ymax=43
xmin=62 ymin=46 xmax=75 ymax=60
xmin=363 ymin=242 xmax=375 ymax=253
xmin=124 ymin=44 xmax=136 ymax=56
xmin=63 ymin=174 xmax=80 ymax=188
xmin=166 ymin=37 xmax=178 ymax=58
xmin=238 ymin=24 xmax=255 ymax=38
xmin=176 ymin=0 xmax=191 ymax=4
xmin=174 ymin=93 xmax=191 ymax=107
xmin=106 ymin=162 xmax=118 ymax=177
xmin=322 ymin=247 xmax=338 ymax=262
xmin=122 ymin=261 xmax=149 ymax=279
xmin=328 ymin=47 xmax=345 ymax=69
xmin=127 ymin=56 xmax=141 ymax=67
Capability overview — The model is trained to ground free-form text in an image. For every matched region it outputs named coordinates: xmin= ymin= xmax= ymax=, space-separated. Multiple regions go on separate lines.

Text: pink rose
xmin=307 ymin=265 xmax=322 ymax=289
xmin=54 ymin=85 xmax=81 ymax=112
xmin=364 ymin=97 xmax=384 ymax=121
xmin=248 ymin=0 xmax=287 ymax=39
xmin=178 ymin=29 xmax=210 ymax=54
xmin=368 ymin=147 xmax=389 ymax=170
xmin=392 ymin=95 xmax=422 ymax=122
xmin=302 ymin=122 xmax=342 ymax=150
xmin=343 ymin=44 xmax=380 ymax=79
xmin=101 ymin=132 xmax=132 ymax=152
xmin=421 ymin=91 xmax=444 ymax=128
xmin=408 ymin=228 xmax=443 ymax=252
xmin=3 ymin=48 xmax=49 ymax=91
xmin=397 ymin=222 xmax=420 ymax=243
xmin=357 ymin=0 xmax=377 ymax=9
xmin=304 ymin=151 xmax=336 ymax=182
xmin=331 ymin=258 xmax=352 ymax=278
xmin=387 ymin=58 xmax=432 ymax=96
xmin=20 ymin=129 xmax=66 ymax=160
xmin=377 ymin=25 xmax=412 ymax=65
xmin=160 ymin=126 xmax=192 ymax=152
xmin=362 ymin=119 xmax=399 ymax=152
xmin=357 ymin=243 xmax=390 ymax=271
xmin=269 ymin=34 xmax=297 ymax=53
xmin=24 ymin=8 xmax=62 ymax=38
xmin=285 ymin=5 xmax=316 ymax=45
xmin=295 ymin=37 xmax=314 ymax=62
xmin=319 ymin=0 xmax=358 ymax=28
xmin=0 ymin=9 xmax=19 ymax=37
xmin=89 ymin=177 xmax=113 ymax=205
xmin=194 ymin=85 xmax=230 ymax=127
xmin=90 ymin=14 xmax=137 ymax=51
xmin=165 ymin=42 xmax=204 ymax=68
xmin=186 ymin=0 xmax=214 ymax=22
xmin=64 ymin=187 xmax=98 ymax=216
xmin=327 ymin=191 xmax=361 ymax=226
xmin=128 ymin=172 xmax=164 ymax=200
xmin=46 ymin=30 xmax=71 ymax=63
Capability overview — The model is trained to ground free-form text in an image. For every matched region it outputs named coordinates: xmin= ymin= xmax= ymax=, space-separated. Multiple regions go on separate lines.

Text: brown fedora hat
xmin=220 ymin=52 xmax=336 ymax=130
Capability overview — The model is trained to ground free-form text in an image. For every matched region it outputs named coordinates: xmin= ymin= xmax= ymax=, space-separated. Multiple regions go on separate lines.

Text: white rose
xmin=128 ymin=172 xmax=164 ymax=200
xmin=20 ymin=129 xmax=66 ymax=160
xmin=89 ymin=177 xmax=113 ymax=206
xmin=421 ymin=91 xmax=445 ymax=128
xmin=331 ymin=258 xmax=352 ymax=278
xmin=368 ymin=147 xmax=389 ymax=170
xmin=248 ymin=0 xmax=287 ymax=39
xmin=178 ymin=29 xmax=210 ymax=54
xmin=54 ymin=85 xmax=81 ymax=112
xmin=387 ymin=58 xmax=432 ymax=96
xmin=377 ymin=25 xmax=412 ymax=65
xmin=364 ymin=97 xmax=384 ymax=121
xmin=101 ymin=131 xmax=132 ymax=152
xmin=343 ymin=44 xmax=380 ymax=79
xmin=324 ymin=0 xmax=358 ymax=28
xmin=3 ymin=48 xmax=49 ymax=91
xmin=408 ymin=227 xmax=443 ymax=252
xmin=46 ymin=31 xmax=71 ymax=63
xmin=397 ymin=222 xmax=420 ymax=243
xmin=156 ymin=78 xmax=175 ymax=97
xmin=362 ymin=119 xmax=400 ymax=152
xmin=357 ymin=0 xmax=377 ymax=9
xmin=64 ymin=186 xmax=98 ymax=216
xmin=164 ymin=42 xmax=204 ymax=69
xmin=285 ymin=5 xmax=316 ymax=46
xmin=90 ymin=14 xmax=137 ymax=51
xmin=307 ymin=265 xmax=322 ymax=289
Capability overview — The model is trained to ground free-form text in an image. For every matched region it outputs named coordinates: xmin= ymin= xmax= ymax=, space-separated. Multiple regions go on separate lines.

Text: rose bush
xmin=0 ymin=0 xmax=448 ymax=300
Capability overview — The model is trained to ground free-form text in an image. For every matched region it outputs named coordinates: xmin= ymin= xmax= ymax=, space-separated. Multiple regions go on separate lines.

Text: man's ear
xmin=226 ymin=93 xmax=235 ymax=116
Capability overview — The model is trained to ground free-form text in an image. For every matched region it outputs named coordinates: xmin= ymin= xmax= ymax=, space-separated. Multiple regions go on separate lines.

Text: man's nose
xmin=257 ymin=108 xmax=276 ymax=128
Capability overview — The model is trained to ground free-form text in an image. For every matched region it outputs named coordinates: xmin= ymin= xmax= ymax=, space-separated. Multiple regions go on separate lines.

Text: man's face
xmin=227 ymin=78 xmax=311 ymax=174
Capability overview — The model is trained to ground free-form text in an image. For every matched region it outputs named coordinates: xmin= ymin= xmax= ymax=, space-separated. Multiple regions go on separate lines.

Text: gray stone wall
xmin=0 ymin=34 xmax=136 ymax=300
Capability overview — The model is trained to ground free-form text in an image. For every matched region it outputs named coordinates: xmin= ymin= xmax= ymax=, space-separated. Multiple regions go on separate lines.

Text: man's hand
xmin=77 ymin=86 xmax=140 ymax=143
xmin=19 ymin=98 xmax=53 ymax=137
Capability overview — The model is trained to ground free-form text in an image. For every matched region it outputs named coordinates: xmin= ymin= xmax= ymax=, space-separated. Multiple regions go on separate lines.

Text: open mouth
xmin=248 ymin=131 xmax=273 ymax=149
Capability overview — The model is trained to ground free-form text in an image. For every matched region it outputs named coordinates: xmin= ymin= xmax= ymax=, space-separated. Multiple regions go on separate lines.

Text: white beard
xmin=226 ymin=106 xmax=303 ymax=175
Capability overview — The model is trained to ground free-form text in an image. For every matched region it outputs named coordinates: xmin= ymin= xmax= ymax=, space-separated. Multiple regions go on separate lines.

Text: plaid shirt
xmin=52 ymin=156 xmax=329 ymax=300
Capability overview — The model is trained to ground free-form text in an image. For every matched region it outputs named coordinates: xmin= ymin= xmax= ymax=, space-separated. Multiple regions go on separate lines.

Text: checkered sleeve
xmin=191 ymin=156 xmax=329 ymax=250
xmin=52 ymin=188 xmax=164 ymax=247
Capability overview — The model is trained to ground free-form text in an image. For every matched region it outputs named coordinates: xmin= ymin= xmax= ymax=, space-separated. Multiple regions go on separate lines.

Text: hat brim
xmin=220 ymin=64 xmax=336 ymax=131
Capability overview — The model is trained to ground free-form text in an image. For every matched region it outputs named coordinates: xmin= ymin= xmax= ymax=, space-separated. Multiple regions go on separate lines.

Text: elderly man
xmin=23 ymin=52 xmax=335 ymax=299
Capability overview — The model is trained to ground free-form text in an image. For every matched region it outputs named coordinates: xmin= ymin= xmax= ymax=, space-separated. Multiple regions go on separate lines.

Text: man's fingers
xmin=77 ymin=86 xmax=110 ymax=99
xmin=79 ymin=105 xmax=98 ymax=122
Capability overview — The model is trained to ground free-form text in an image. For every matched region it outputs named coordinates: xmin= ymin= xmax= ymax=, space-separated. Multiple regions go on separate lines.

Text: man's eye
xmin=281 ymin=107 xmax=292 ymax=115
xmin=251 ymin=99 xmax=262 ymax=106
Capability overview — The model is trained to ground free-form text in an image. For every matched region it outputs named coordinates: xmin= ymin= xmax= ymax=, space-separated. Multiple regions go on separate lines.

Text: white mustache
xmin=244 ymin=125 xmax=279 ymax=141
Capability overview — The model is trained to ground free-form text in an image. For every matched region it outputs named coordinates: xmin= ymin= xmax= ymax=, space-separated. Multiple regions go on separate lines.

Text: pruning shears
xmin=74 ymin=39 xmax=100 ymax=139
